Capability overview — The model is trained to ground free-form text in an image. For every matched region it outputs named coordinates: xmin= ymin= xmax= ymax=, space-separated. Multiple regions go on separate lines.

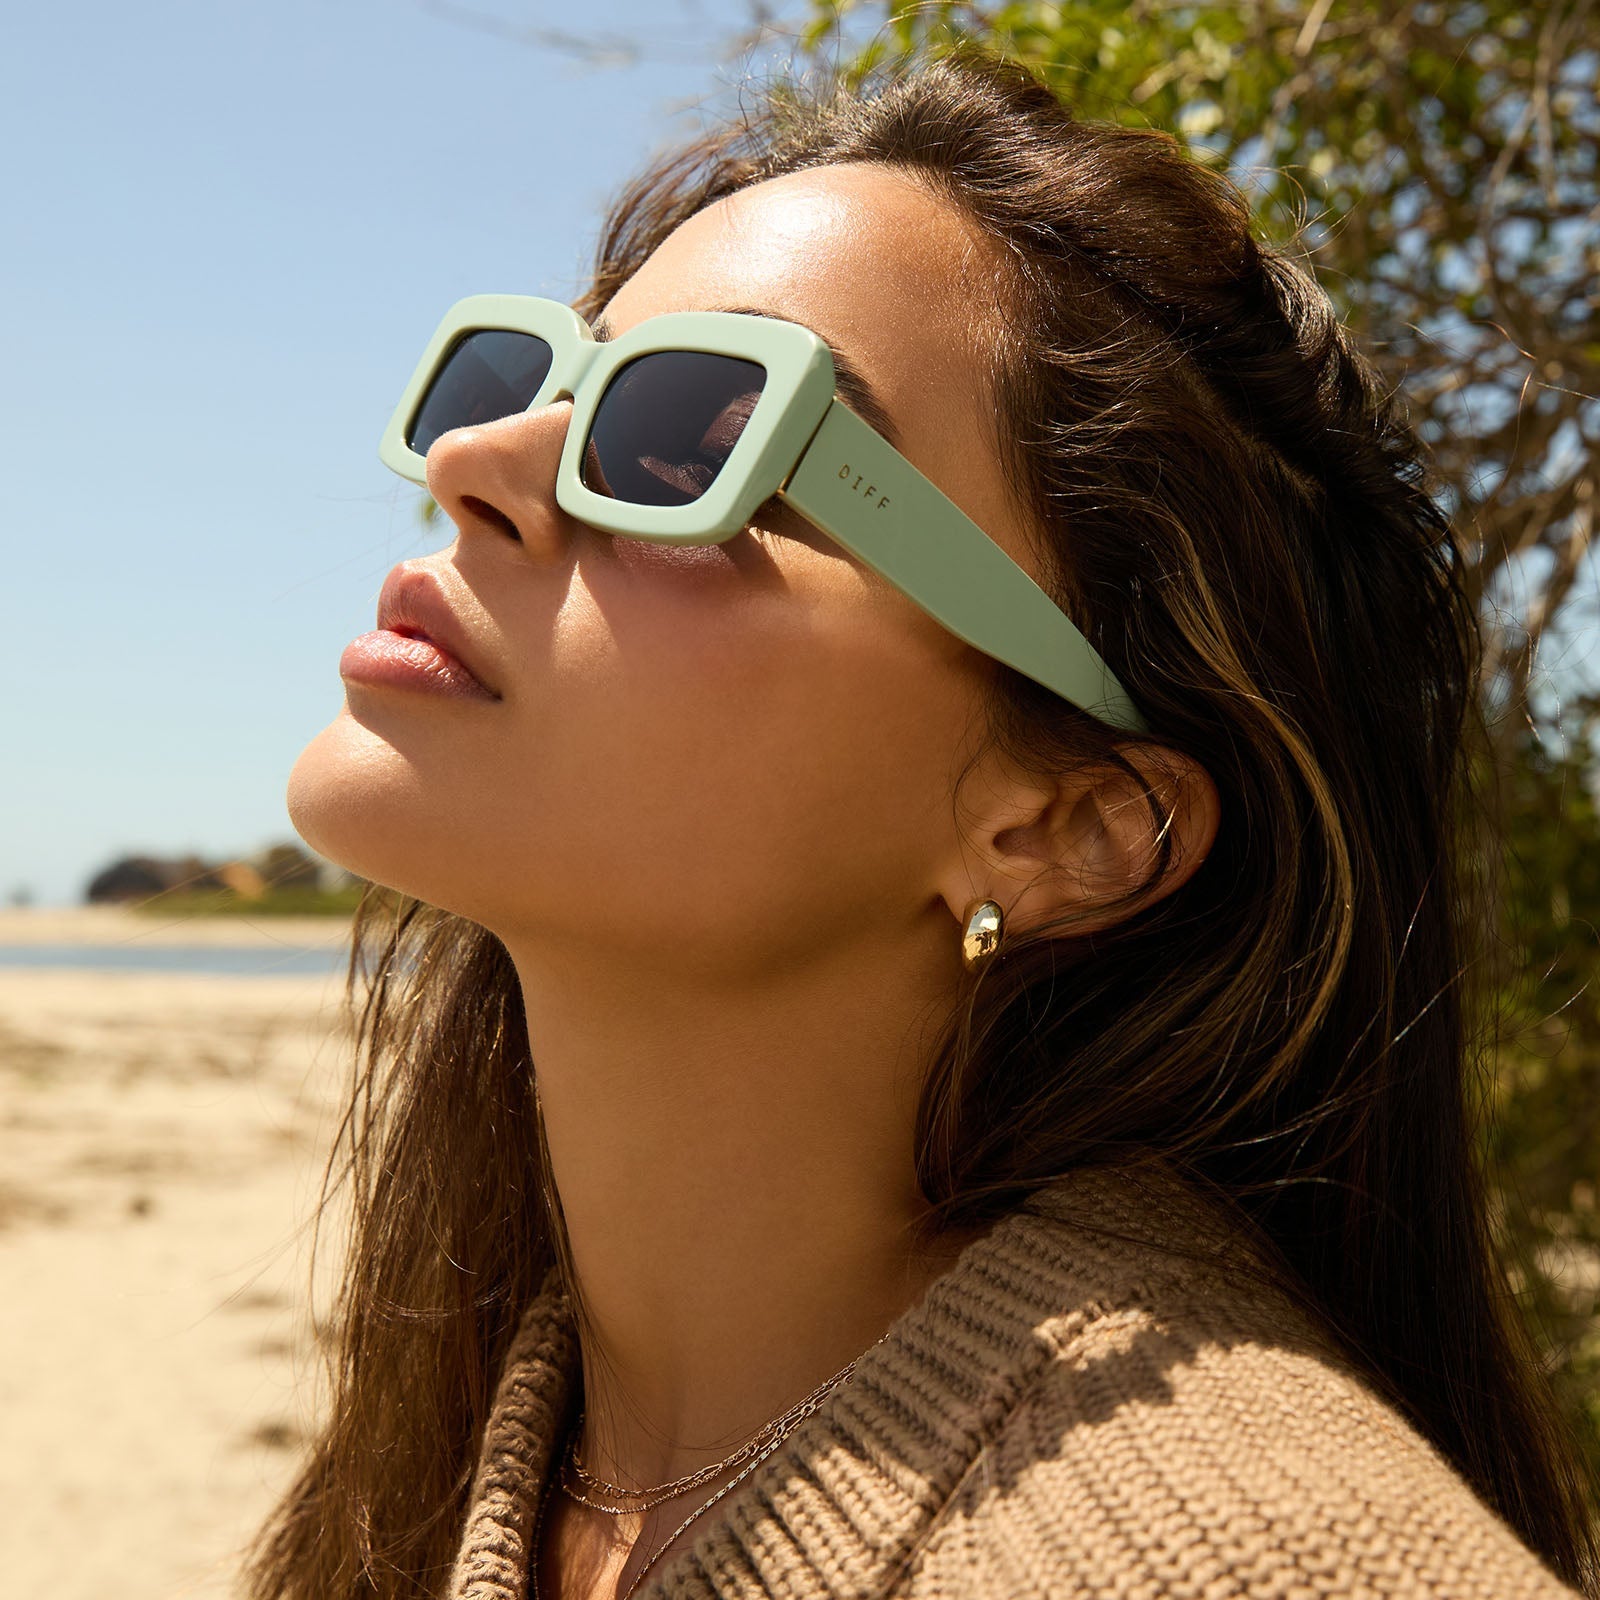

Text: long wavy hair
xmin=243 ymin=45 xmax=1600 ymax=1600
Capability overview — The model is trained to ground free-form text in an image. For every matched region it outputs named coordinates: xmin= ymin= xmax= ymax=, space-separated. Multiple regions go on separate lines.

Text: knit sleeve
xmin=886 ymin=1305 xmax=1586 ymax=1600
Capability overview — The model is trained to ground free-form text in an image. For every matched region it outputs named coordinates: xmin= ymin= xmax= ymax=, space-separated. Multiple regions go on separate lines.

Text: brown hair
xmin=244 ymin=45 xmax=1600 ymax=1600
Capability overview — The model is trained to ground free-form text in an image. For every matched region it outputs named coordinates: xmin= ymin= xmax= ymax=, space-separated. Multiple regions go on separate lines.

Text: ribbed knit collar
xmin=445 ymin=1159 xmax=1292 ymax=1600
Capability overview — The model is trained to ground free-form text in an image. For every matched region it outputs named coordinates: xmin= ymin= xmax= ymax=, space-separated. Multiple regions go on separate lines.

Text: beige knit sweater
xmin=445 ymin=1161 xmax=1586 ymax=1600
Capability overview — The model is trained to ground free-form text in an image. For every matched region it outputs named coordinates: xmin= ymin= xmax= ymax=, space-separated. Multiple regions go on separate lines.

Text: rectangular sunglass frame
xmin=378 ymin=294 xmax=1147 ymax=733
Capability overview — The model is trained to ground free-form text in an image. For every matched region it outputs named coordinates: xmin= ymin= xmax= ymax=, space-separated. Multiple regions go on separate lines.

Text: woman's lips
xmin=339 ymin=626 xmax=499 ymax=701
xmin=344 ymin=562 xmax=502 ymax=701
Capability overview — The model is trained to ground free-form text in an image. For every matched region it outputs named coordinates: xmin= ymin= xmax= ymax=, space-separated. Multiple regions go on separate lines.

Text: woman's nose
xmin=424 ymin=401 xmax=574 ymax=553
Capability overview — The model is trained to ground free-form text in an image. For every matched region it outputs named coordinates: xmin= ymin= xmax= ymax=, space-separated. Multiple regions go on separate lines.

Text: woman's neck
xmin=506 ymin=927 xmax=974 ymax=1487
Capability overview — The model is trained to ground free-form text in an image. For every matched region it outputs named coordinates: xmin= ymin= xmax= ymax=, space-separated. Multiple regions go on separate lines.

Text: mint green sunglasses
xmin=378 ymin=294 xmax=1146 ymax=733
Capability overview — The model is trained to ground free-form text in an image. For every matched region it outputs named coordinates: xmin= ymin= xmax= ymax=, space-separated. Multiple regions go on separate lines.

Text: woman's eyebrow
xmin=590 ymin=307 xmax=900 ymax=450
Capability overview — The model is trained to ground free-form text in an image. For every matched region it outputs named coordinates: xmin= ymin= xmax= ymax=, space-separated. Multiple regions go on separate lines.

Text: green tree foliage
xmin=1490 ymin=697 xmax=1600 ymax=1485
xmin=783 ymin=0 xmax=1600 ymax=1503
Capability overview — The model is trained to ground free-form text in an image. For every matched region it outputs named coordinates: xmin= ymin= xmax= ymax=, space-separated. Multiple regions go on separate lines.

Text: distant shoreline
xmin=0 ymin=906 xmax=354 ymax=950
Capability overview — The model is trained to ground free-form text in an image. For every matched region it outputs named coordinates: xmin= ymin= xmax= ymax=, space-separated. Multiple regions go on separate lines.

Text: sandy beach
xmin=0 ymin=909 xmax=355 ymax=1598
xmin=0 ymin=904 xmax=354 ymax=948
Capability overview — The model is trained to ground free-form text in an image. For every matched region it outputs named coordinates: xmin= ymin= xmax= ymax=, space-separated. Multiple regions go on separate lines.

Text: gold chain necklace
xmin=559 ymin=1345 xmax=871 ymax=1514
xmin=534 ymin=1336 xmax=885 ymax=1600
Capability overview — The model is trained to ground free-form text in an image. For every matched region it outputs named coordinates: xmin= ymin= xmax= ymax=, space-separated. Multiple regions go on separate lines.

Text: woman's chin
xmin=285 ymin=710 xmax=524 ymax=927
xmin=286 ymin=711 xmax=430 ymax=894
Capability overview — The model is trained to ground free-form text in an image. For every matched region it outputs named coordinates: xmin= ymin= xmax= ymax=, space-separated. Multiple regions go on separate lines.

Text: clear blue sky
xmin=3 ymin=0 xmax=794 ymax=905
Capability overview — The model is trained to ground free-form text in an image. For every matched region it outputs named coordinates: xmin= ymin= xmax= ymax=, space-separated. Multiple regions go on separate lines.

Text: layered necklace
xmin=532 ymin=1337 xmax=884 ymax=1600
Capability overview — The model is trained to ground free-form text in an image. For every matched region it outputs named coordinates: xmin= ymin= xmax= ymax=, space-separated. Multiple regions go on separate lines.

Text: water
xmin=0 ymin=944 xmax=348 ymax=977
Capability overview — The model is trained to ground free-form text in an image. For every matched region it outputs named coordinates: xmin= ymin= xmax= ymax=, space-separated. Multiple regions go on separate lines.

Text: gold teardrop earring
xmin=961 ymin=898 xmax=1005 ymax=972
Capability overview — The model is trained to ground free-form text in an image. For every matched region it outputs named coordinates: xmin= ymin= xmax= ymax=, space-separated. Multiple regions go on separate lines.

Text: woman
xmin=252 ymin=45 xmax=1598 ymax=1600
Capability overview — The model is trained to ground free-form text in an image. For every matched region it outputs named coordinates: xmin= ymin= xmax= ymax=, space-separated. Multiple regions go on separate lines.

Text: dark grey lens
xmin=407 ymin=330 xmax=555 ymax=454
xmin=581 ymin=350 xmax=766 ymax=507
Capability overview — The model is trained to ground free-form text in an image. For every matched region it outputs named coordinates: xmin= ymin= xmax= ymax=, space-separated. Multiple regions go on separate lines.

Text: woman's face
xmin=288 ymin=162 xmax=1043 ymax=979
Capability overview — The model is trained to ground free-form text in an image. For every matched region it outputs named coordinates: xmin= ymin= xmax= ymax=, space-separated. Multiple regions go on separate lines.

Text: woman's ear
xmin=940 ymin=741 xmax=1220 ymax=942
